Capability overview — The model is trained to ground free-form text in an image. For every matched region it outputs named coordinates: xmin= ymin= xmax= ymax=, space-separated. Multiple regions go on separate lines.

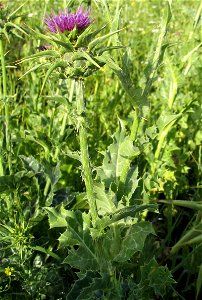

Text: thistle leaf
xmin=19 ymin=155 xmax=44 ymax=174
xmin=75 ymin=24 xmax=107 ymax=48
xmin=108 ymin=204 xmax=157 ymax=226
xmin=5 ymin=21 xmax=28 ymax=36
xmin=138 ymin=258 xmax=175 ymax=298
xmin=88 ymin=28 xmax=124 ymax=52
xmin=18 ymin=63 xmax=51 ymax=80
xmin=96 ymin=122 xmax=137 ymax=187
xmin=52 ymin=37 xmax=74 ymax=51
xmin=96 ymin=52 xmax=122 ymax=71
xmin=95 ymin=204 xmax=157 ymax=230
xmin=67 ymin=271 xmax=109 ymax=300
xmin=17 ymin=50 xmax=60 ymax=63
xmin=72 ymin=51 xmax=101 ymax=69
xmin=44 ymin=206 xmax=68 ymax=228
xmin=114 ymin=221 xmax=155 ymax=262
xmin=40 ymin=60 xmax=68 ymax=94
xmin=60 ymin=211 xmax=99 ymax=270
xmin=94 ymin=182 xmax=117 ymax=215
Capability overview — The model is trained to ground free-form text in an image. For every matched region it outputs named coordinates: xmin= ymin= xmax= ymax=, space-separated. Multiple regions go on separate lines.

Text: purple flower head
xmin=45 ymin=7 xmax=92 ymax=34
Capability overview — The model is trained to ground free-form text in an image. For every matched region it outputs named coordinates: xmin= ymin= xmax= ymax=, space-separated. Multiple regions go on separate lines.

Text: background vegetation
xmin=0 ymin=0 xmax=201 ymax=299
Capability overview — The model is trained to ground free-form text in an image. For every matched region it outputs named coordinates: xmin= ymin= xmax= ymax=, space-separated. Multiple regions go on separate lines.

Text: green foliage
xmin=128 ymin=258 xmax=176 ymax=300
xmin=0 ymin=0 xmax=201 ymax=299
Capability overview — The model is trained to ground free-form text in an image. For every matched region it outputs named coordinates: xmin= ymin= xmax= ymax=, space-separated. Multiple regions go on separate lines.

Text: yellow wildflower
xmin=4 ymin=266 xmax=14 ymax=277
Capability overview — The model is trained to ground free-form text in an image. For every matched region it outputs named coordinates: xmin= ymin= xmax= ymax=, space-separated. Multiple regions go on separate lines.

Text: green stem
xmin=0 ymin=37 xmax=11 ymax=174
xmin=117 ymin=107 xmax=139 ymax=202
xmin=75 ymin=79 xmax=98 ymax=227
xmin=130 ymin=107 xmax=139 ymax=142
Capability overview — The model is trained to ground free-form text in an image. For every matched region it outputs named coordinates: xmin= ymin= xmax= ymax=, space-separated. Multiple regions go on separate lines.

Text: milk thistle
xmin=21 ymin=4 xmax=123 ymax=226
xmin=44 ymin=6 xmax=98 ymax=226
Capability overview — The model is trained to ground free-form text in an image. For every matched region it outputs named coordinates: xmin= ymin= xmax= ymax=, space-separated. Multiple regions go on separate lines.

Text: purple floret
xmin=45 ymin=7 xmax=92 ymax=34
xmin=75 ymin=7 xmax=92 ymax=30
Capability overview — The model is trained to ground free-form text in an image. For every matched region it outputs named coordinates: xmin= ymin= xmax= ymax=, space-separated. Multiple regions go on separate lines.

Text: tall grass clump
xmin=0 ymin=0 xmax=201 ymax=299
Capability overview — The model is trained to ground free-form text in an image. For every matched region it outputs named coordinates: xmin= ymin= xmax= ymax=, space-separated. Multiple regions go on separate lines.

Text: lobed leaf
xmin=44 ymin=206 xmax=68 ymax=228
xmin=114 ymin=221 xmax=155 ymax=262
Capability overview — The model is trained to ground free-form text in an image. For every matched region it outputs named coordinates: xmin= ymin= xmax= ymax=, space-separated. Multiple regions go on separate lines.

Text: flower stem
xmin=75 ymin=79 xmax=98 ymax=227
xmin=0 ymin=37 xmax=11 ymax=174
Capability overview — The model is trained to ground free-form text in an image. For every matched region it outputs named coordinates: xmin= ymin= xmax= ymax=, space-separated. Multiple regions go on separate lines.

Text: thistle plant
xmin=17 ymin=3 xmax=177 ymax=298
xmin=0 ymin=0 xmax=201 ymax=298
xmin=20 ymin=5 xmax=124 ymax=226
xmin=43 ymin=6 xmax=99 ymax=226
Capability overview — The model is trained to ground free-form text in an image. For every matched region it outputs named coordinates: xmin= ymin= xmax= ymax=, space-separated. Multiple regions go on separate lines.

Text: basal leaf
xmin=76 ymin=273 xmax=110 ymax=300
xmin=64 ymin=245 xmax=99 ymax=271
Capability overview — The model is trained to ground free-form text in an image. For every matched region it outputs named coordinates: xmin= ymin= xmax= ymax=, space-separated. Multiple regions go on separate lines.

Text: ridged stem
xmin=75 ymin=79 xmax=98 ymax=227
